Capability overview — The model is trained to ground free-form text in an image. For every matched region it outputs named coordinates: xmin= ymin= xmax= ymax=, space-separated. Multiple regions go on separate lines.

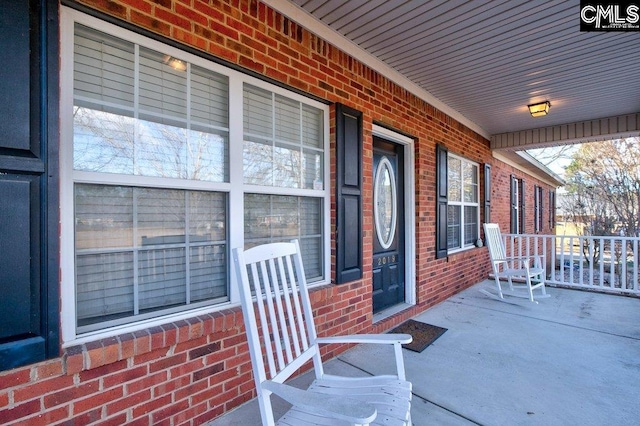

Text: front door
xmin=372 ymin=137 xmax=405 ymax=313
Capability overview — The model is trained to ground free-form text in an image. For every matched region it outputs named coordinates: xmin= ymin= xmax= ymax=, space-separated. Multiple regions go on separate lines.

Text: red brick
xmin=126 ymin=371 xmax=168 ymax=395
xmin=118 ymin=333 xmax=136 ymax=359
xmin=174 ymin=379 xmax=208 ymax=402
xmin=94 ymin=413 xmax=128 ymax=426
xmin=0 ymin=399 xmax=40 ymax=423
xmin=102 ymin=365 xmax=148 ymax=389
xmin=152 ymin=375 xmax=190 ymax=398
xmin=35 ymin=360 xmax=64 ymax=380
xmin=79 ymin=359 xmax=127 ymax=383
xmin=188 ymin=341 xmax=221 ymax=360
xmin=130 ymin=10 xmax=171 ymax=36
xmin=43 ymin=380 xmax=100 ymax=409
xmin=13 ymin=374 xmax=75 ymax=403
xmin=193 ymin=362 xmax=224 ymax=382
xmin=175 ymin=2 xmax=209 ymax=27
xmin=63 ymin=346 xmax=85 ymax=375
xmin=172 ymin=401 xmax=208 ymax=426
xmin=151 ymin=399 xmax=189 ymax=423
xmin=168 ymin=358 xmax=203 ymax=379
xmin=174 ymin=335 xmax=208 ymax=355
xmin=106 ymin=389 xmax=151 ymax=416
xmin=148 ymin=352 xmax=187 ymax=374
xmin=64 ymin=407 xmax=102 ymax=425
xmin=74 ymin=386 xmax=124 ymax=415
xmin=193 ymin=0 xmax=225 ymax=23
xmin=122 ymin=414 xmax=151 ymax=426
xmin=0 ymin=368 xmax=31 ymax=391
xmin=17 ymin=405 xmax=70 ymax=426
xmin=132 ymin=394 xmax=171 ymax=418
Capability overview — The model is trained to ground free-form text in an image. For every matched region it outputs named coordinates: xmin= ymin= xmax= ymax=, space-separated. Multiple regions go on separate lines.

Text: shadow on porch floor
xmin=209 ymin=281 xmax=640 ymax=425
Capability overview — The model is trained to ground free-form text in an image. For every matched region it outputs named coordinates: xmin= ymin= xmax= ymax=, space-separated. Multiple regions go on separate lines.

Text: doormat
xmin=391 ymin=319 xmax=447 ymax=352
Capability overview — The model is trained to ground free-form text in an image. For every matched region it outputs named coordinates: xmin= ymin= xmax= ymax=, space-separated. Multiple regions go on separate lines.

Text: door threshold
xmin=373 ymin=303 xmax=413 ymax=324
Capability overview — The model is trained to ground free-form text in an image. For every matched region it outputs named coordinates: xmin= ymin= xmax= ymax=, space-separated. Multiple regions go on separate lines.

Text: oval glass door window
xmin=374 ymin=156 xmax=397 ymax=249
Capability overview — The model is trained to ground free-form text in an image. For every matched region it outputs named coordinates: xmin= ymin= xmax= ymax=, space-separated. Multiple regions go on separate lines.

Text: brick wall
xmin=0 ymin=0 xmax=557 ymax=424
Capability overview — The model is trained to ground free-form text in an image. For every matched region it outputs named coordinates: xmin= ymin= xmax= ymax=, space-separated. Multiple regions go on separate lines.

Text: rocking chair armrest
xmin=497 ymin=254 xmax=544 ymax=267
xmin=497 ymin=255 xmax=543 ymax=262
xmin=316 ymin=333 xmax=413 ymax=345
xmin=262 ymin=380 xmax=377 ymax=424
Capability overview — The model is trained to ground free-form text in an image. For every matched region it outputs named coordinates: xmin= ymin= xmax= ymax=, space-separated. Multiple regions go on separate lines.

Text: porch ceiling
xmin=272 ymin=0 xmax=640 ymax=148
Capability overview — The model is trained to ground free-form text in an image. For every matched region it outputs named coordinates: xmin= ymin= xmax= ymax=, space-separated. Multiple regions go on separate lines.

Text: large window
xmin=62 ymin=11 xmax=328 ymax=339
xmin=447 ymin=154 xmax=479 ymax=251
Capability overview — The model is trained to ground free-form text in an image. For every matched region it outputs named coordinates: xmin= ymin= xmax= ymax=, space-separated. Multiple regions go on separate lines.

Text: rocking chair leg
xmin=494 ymin=276 xmax=504 ymax=299
xmin=526 ymin=277 xmax=534 ymax=302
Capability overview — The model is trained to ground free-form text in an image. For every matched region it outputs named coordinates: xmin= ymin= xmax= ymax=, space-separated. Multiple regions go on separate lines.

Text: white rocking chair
xmin=482 ymin=223 xmax=550 ymax=303
xmin=232 ymin=240 xmax=413 ymax=425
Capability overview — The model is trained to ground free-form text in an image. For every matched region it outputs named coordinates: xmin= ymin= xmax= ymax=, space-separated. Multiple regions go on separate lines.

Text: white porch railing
xmin=503 ymin=233 xmax=640 ymax=296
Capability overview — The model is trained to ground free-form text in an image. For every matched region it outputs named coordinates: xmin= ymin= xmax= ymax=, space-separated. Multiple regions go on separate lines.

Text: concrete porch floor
xmin=210 ymin=281 xmax=640 ymax=425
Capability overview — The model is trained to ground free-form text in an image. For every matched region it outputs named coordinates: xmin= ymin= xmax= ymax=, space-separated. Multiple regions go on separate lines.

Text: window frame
xmin=446 ymin=152 xmax=480 ymax=253
xmin=59 ymin=8 xmax=330 ymax=345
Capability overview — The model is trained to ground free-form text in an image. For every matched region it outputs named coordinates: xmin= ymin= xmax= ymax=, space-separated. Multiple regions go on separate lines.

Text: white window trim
xmin=447 ymin=153 xmax=480 ymax=254
xmin=60 ymin=7 xmax=330 ymax=346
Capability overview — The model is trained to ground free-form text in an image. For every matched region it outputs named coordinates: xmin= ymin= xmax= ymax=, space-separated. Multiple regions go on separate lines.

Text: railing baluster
xmin=621 ymin=239 xmax=627 ymax=290
xmin=578 ymin=236 xmax=584 ymax=286
xmin=503 ymin=232 xmax=640 ymax=296
xmin=559 ymin=235 xmax=565 ymax=281
xmin=634 ymin=239 xmax=638 ymax=292
xmin=599 ymin=238 xmax=605 ymax=288
xmin=588 ymin=237 xmax=596 ymax=286
xmin=551 ymin=235 xmax=556 ymax=282
xmin=609 ymin=238 xmax=615 ymax=290
xmin=569 ymin=236 xmax=575 ymax=284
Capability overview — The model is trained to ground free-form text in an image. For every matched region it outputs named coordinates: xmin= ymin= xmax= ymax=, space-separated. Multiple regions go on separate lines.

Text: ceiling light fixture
xmin=528 ymin=101 xmax=551 ymax=117
xmin=162 ymin=55 xmax=187 ymax=72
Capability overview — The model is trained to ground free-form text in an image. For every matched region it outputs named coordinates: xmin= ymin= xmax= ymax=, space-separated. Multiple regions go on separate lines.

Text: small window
xmin=534 ymin=185 xmax=544 ymax=232
xmin=447 ymin=154 xmax=479 ymax=251
xmin=510 ymin=176 xmax=525 ymax=234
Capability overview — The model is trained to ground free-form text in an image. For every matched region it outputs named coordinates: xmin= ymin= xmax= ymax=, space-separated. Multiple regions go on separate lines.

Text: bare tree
xmin=562 ymin=138 xmax=640 ymax=286
xmin=565 ymin=138 xmax=640 ymax=237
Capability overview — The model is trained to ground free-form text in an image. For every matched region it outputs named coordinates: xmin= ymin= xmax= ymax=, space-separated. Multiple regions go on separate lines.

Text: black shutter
xmin=534 ymin=185 xmax=540 ymax=232
xmin=0 ymin=0 xmax=60 ymax=370
xmin=436 ymin=144 xmax=448 ymax=259
xmin=519 ymin=179 xmax=526 ymax=233
xmin=335 ymin=104 xmax=363 ymax=284
xmin=539 ymin=187 xmax=544 ymax=232
xmin=549 ymin=190 xmax=556 ymax=229
xmin=484 ymin=164 xmax=491 ymax=224
xmin=510 ymin=175 xmax=518 ymax=233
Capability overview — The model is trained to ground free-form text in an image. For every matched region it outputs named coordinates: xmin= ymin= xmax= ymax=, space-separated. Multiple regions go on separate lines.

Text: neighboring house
xmin=0 ymin=1 xmax=561 ymax=424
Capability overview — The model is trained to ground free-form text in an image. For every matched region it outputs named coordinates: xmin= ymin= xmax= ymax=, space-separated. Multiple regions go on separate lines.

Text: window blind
xmin=75 ymin=184 xmax=227 ymax=329
xmin=73 ymin=24 xmax=229 ymax=182
xmin=244 ymin=194 xmax=322 ymax=281
xmin=74 ymin=23 xmax=135 ymax=113
xmin=243 ymin=84 xmax=324 ymax=189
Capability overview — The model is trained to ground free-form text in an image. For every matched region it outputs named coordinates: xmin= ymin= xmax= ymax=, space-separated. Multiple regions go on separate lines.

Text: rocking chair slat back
xmin=235 ymin=241 xmax=318 ymax=382
xmin=484 ymin=223 xmax=506 ymax=263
